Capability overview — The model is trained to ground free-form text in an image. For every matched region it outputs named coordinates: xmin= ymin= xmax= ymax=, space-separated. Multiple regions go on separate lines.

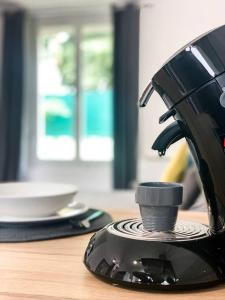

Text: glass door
xmin=80 ymin=26 xmax=113 ymax=161
xmin=37 ymin=26 xmax=77 ymax=160
xmin=36 ymin=23 xmax=113 ymax=162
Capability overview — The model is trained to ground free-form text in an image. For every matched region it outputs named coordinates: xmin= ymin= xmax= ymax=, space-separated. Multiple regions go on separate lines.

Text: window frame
xmin=24 ymin=12 xmax=113 ymax=171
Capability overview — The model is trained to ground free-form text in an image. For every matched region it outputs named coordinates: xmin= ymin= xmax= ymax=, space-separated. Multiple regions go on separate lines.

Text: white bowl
xmin=0 ymin=182 xmax=78 ymax=218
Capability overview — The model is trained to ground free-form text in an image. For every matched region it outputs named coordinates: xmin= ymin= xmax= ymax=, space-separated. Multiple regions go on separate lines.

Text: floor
xmin=25 ymin=157 xmax=207 ymax=211
xmin=27 ymin=158 xmax=168 ymax=190
xmin=76 ymin=190 xmax=136 ymax=210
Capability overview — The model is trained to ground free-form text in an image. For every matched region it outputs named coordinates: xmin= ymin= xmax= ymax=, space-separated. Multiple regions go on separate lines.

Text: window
xmin=37 ymin=26 xmax=76 ymax=160
xmin=37 ymin=23 xmax=113 ymax=162
xmin=80 ymin=27 xmax=113 ymax=161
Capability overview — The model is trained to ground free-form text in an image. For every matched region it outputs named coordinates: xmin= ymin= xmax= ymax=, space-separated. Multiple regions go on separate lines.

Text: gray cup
xmin=135 ymin=182 xmax=183 ymax=232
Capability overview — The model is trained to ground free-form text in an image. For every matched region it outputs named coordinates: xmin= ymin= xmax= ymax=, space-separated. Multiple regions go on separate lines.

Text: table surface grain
xmin=0 ymin=210 xmax=225 ymax=300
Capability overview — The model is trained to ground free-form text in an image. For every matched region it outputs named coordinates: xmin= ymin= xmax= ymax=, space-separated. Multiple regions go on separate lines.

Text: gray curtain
xmin=0 ymin=10 xmax=24 ymax=181
xmin=113 ymin=3 xmax=140 ymax=189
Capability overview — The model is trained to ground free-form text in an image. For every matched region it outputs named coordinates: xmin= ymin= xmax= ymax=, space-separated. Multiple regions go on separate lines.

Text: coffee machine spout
xmin=152 ymin=121 xmax=185 ymax=156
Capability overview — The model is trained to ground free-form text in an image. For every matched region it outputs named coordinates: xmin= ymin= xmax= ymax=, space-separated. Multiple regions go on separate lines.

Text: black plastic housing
xmin=152 ymin=25 xmax=225 ymax=233
xmin=84 ymin=224 xmax=225 ymax=290
xmin=84 ymin=24 xmax=225 ymax=290
xmin=152 ymin=25 xmax=225 ymax=105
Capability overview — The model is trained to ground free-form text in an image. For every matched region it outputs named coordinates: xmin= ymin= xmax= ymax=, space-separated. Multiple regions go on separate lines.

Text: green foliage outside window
xmin=39 ymin=27 xmax=113 ymax=139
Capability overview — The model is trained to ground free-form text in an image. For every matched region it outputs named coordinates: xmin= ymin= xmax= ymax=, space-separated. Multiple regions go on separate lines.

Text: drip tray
xmin=84 ymin=218 xmax=222 ymax=289
xmin=107 ymin=219 xmax=210 ymax=242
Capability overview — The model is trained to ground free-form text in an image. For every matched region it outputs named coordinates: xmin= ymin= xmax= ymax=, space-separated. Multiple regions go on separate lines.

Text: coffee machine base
xmin=84 ymin=219 xmax=225 ymax=290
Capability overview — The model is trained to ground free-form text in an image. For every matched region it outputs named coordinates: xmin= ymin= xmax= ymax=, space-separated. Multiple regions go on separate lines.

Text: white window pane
xmin=37 ymin=27 xmax=76 ymax=160
xmin=80 ymin=26 xmax=113 ymax=161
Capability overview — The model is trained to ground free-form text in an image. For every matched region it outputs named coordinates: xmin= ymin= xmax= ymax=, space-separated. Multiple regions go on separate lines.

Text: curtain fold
xmin=0 ymin=10 xmax=25 ymax=181
xmin=113 ymin=3 xmax=140 ymax=189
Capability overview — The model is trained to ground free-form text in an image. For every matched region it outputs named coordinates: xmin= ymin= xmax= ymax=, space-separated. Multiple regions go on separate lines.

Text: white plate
xmin=0 ymin=202 xmax=88 ymax=223
xmin=0 ymin=182 xmax=78 ymax=218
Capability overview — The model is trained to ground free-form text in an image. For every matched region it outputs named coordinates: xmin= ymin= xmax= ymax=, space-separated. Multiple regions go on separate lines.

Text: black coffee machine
xmin=84 ymin=25 xmax=225 ymax=289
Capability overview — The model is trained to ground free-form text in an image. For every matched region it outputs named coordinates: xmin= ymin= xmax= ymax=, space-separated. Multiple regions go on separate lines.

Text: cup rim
xmin=138 ymin=182 xmax=182 ymax=190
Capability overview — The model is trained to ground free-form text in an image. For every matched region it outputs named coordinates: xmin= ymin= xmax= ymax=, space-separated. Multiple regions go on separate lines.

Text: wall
xmin=138 ymin=0 xmax=225 ymax=181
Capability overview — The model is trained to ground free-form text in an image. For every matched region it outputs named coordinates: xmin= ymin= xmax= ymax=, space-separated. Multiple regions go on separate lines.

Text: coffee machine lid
xmin=152 ymin=24 xmax=225 ymax=105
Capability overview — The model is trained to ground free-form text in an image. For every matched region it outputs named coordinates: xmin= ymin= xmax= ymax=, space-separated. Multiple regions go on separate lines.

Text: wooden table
xmin=0 ymin=210 xmax=225 ymax=300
